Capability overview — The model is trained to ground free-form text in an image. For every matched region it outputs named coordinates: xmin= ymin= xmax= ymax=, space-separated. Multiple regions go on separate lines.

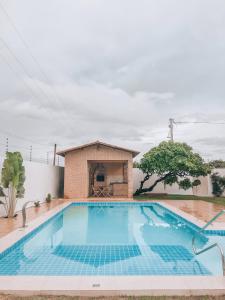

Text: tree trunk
xmin=134 ymin=173 xmax=151 ymax=196
xmin=134 ymin=173 xmax=172 ymax=196
xmin=7 ymin=182 xmax=17 ymax=218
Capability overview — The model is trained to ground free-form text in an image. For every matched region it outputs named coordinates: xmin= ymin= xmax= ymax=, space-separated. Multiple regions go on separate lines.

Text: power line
xmin=0 ymin=53 xmax=63 ymax=150
xmin=167 ymin=118 xmax=225 ymax=141
xmin=0 ymin=50 xmax=47 ymax=104
xmin=175 ymin=121 xmax=225 ymax=125
xmin=0 ymin=141 xmax=63 ymax=166
xmin=0 ymin=37 xmax=56 ymax=103
xmin=0 ymin=129 xmax=51 ymax=148
xmin=0 ymin=1 xmax=67 ymax=137
xmin=0 ymin=1 xmax=49 ymax=80
xmin=0 ymin=1 xmax=63 ymax=106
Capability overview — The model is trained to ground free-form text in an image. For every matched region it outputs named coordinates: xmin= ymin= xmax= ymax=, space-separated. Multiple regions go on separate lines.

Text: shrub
xmin=211 ymin=173 xmax=225 ymax=197
xmin=179 ymin=178 xmax=192 ymax=190
xmin=209 ymin=160 xmax=225 ymax=168
xmin=192 ymin=179 xmax=201 ymax=187
xmin=34 ymin=201 xmax=40 ymax=207
xmin=46 ymin=193 xmax=52 ymax=203
xmin=133 ymin=161 xmax=140 ymax=168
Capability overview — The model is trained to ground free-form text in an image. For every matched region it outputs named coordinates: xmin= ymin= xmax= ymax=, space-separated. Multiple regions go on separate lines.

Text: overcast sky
xmin=0 ymin=0 xmax=225 ymax=162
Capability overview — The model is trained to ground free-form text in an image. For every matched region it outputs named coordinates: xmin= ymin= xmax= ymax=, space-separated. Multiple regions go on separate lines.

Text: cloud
xmin=0 ymin=0 xmax=225 ymax=161
xmin=194 ymin=137 xmax=225 ymax=148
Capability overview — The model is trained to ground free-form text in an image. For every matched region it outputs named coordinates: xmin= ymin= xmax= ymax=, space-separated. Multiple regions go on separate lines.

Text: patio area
xmin=160 ymin=199 xmax=225 ymax=223
xmin=0 ymin=198 xmax=68 ymax=238
xmin=88 ymin=161 xmax=129 ymax=197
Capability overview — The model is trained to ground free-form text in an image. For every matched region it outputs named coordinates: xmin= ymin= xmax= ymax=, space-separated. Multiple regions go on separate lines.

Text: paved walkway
xmin=160 ymin=199 xmax=225 ymax=223
xmin=0 ymin=198 xmax=225 ymax=238
xmin=0 ymin=199 xmax=68 ymax=238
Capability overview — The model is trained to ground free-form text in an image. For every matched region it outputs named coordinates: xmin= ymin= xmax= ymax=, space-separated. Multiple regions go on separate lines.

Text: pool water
xmin=0 ymin=203 xmax=224 ymax=276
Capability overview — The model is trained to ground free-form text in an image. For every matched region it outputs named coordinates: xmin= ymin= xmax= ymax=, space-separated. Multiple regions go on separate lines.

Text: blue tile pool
xmin=0 ymin=202 xmax=224 ymax=276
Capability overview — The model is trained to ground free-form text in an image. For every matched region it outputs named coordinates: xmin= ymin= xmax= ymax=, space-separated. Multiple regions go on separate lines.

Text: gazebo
xmin=57 ymin=141 xmax=139 ymax=199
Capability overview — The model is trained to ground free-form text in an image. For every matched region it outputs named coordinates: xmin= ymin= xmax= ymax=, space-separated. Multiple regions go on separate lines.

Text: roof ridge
xmin=57 ymin=140 xmax=139 ymax=158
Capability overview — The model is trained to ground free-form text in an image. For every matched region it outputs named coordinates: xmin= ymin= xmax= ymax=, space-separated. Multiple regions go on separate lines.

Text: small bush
xmin=211 ymin=173 xmax=225 ymax=197
xmin=179 ymin=178 xmax=192 ymax=190
xmin=34 ymin=201 xmax=40 ymax=207
xmin=46 ymin=193 xmax=52 ymax=203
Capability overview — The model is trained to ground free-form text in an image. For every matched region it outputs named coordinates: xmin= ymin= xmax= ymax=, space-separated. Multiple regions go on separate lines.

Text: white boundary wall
xmin=0 ymin=159 xmax=63 ymax=217
xmin=0 ymin=158 xmax=224 ymax=217
xmin=133 ymin=168 xmax=225 ymax=197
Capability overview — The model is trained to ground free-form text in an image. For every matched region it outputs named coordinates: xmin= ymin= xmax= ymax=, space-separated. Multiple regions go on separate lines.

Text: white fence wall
xmin=0 ymin=158 xmax=224 ymax=217
xmin=0 ymin=159 xmax=64 ymax=217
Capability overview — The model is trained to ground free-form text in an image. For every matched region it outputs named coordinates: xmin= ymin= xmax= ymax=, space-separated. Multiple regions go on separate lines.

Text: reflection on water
xmin=0 ymin=204 xmax=222 ymax=275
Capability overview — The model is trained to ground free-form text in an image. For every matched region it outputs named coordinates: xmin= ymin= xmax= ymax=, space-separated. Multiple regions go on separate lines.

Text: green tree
xmin=133 ymin=161 xmax=140 ymax=168
xmin=1 ymin=152 xmax=25 ymax=217
xmin=134 ymin=141 xmax=211 ymax=196
xmin=209 ymin=160 xmax=225 ymax=169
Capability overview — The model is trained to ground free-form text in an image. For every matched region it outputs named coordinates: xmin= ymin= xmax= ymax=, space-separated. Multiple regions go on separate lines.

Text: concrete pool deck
xmin=0 ymin=198 xmax=225 ymax=296
xmin=0 ymin=276 xmax=225 ymax=296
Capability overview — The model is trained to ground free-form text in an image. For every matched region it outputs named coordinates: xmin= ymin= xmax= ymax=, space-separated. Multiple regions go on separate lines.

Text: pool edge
xmin=0 ymin=275 xmax=225 ymax=296
xmin=0 ymin=200 xmax=225 ymax=295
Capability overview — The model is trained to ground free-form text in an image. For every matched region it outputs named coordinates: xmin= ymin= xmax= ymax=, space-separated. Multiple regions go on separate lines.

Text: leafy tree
xmin=209 ymin=160 xmax=225 ymax=169
xmin=211 ymin=173 xmax=225 ymax=197
xmin=134 ymin=141 xmax=211 ymax=195
xmin=1 ymin=152 xmax=25 ymax=217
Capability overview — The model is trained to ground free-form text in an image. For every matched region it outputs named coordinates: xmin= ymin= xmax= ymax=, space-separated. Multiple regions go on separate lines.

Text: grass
xmin=1 ymin=296 xmax=225 ymax=300
xmin=134 ymin=194 xmax=225 ymax=206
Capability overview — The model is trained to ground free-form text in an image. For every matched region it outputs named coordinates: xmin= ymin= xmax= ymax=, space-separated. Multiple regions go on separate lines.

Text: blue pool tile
xmin=0 ymin=202 xmax=223 ymax=276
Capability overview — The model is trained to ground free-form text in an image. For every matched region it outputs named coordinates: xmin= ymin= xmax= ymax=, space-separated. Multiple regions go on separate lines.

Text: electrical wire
xmin=0 ymin=1 xmax=63 ymax=107
xmin=0 ymin=129 xmax=51 ymax=148
xmin=0 ymin=37 xmax=56 ymax=104
xmin=174 ymin=121 xmax=225 ymax=125
xmin=0 ymin=51 xmax=46 ymax=104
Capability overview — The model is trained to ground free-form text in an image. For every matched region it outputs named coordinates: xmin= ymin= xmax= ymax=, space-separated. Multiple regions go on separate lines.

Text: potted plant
xmin=34 ymin=201 xmax=40 ymax=208
xmin=46 ymin=193 xmax=52 ymax=203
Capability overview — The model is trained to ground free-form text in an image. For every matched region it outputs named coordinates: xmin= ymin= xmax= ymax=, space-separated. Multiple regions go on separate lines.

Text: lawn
xmin=1 ymin=295 xmax=225 ymax=300
xmin=134 ymin=194 xmax=225 ymax=206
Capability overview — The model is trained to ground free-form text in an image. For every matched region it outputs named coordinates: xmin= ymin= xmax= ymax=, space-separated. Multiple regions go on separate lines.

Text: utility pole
xmin=5 ymin=137 xmax=8 ymax=153
xmin=53 ymin=144 xmax=57 ymax=166
xmin=169 ymin=118 xmax=175 ymax=142
xmin=29 ymin=145 xmax=32 ymax=161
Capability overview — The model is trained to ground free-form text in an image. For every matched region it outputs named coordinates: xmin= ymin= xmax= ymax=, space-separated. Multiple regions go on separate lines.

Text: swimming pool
xmin=0 ymin=202 xmax=224 ymax=276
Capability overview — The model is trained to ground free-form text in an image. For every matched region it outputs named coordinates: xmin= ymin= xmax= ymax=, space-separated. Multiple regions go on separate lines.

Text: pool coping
xmin=0 ymin=200 xmax=225 ymax=296
xmin=0 ymin=275 xmax=225 ymax=296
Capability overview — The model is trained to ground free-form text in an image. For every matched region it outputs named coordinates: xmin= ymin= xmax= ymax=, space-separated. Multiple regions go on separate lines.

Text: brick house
xmin=57 ymin=141 xmax=139 ymax=199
